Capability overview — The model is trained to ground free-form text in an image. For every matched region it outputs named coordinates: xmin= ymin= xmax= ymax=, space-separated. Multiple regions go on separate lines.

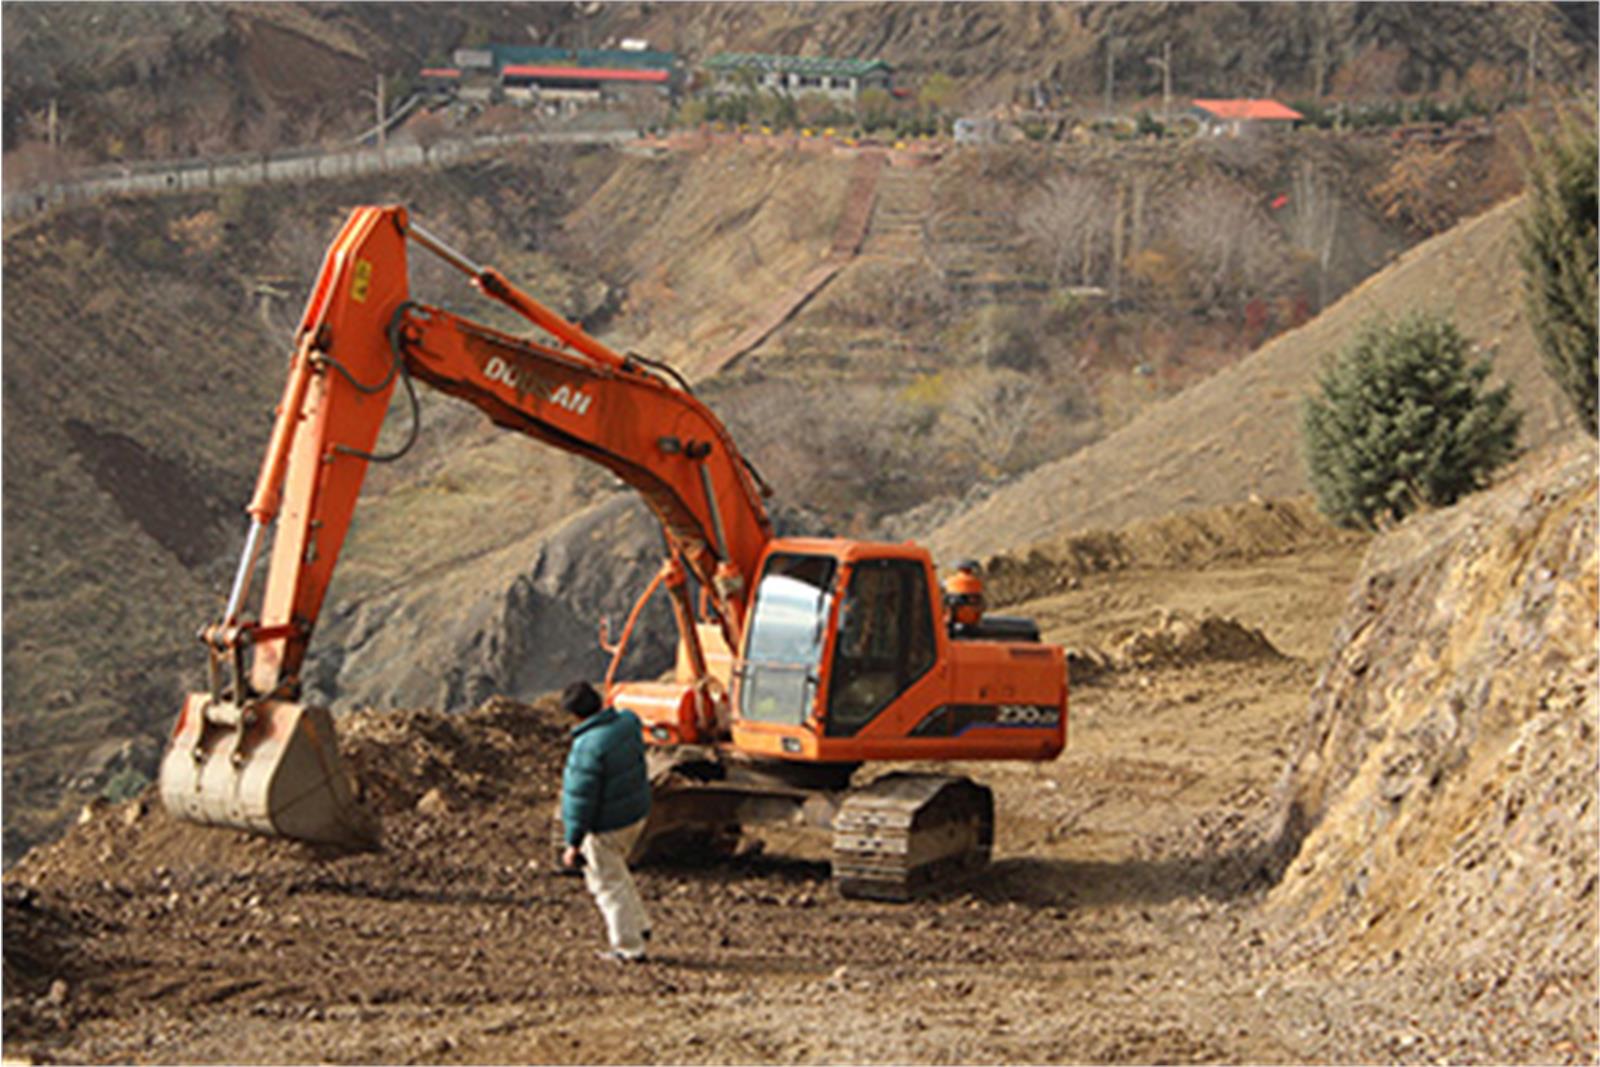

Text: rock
xmin=309 ymin=495 xmax=674 ymax=713
xmin=416 ymin=788 xmax=451 ymax=816
xmin=121 ymin=799 xmax=146 ymax=827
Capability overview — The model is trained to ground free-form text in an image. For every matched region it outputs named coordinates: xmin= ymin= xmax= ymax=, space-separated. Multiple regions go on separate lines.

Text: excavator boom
xmin=162 ymin=206 xmax=774 ymax=845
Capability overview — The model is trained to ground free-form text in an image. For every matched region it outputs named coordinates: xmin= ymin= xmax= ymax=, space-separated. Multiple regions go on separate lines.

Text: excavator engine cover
xmin=159 ymin=693 xmax=377 ymax=849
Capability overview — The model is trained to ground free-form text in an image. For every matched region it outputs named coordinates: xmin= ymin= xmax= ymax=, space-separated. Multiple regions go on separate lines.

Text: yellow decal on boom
xmin=351 ymin=259 xmax=373 ymax=303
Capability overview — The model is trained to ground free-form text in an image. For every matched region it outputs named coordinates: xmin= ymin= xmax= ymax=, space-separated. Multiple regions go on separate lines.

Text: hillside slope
xmin=7 ymin=3 xmax=1592 ymax=170
xmin=1261 ymin=440 xmax=1597 ymax=1061
xmin=583 ymin=2 xmax=1594 ymax=106
xmin=0 ymin=149 xmax=607 ymax=862
xmin=928 ymin=195 xmax=1584 ymax=561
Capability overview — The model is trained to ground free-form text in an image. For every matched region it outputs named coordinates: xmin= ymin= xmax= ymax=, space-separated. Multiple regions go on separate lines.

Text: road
xmin=3 ymin=128 xmax=639 ymax=222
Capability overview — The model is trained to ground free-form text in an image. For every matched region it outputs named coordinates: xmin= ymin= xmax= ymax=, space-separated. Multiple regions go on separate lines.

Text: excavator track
xmin=831 ymin=773 xmax=994 ymax=901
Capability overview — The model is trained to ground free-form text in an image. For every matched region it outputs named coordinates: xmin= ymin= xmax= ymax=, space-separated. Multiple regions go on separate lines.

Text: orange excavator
xmin=159 ymin=205 xmax=1066 ymax=899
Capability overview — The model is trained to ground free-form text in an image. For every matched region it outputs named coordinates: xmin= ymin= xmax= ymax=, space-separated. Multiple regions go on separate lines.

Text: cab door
xmin=823 ymin=558 xmax=937 ymax=737
xmin=735 ymin=552 xmax=837 ymax=727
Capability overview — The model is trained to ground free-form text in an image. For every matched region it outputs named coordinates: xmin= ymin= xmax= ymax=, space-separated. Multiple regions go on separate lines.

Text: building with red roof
xmin=499 ymin=64 xmax=671 ymax=108
xmin=501 ymin=65 xmax=670 ymax=86
xmin=1191 ymin=99 xmax=1304 ymax=136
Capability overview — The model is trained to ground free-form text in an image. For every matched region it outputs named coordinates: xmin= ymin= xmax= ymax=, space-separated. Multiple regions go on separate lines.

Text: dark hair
xmin=560 ymin=681 xmax=602 ymax=719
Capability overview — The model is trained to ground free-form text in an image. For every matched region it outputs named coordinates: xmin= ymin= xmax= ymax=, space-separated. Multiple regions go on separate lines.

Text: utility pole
xmin=1162 ymin=41 xmax=1172 ymax=121
xmin=1147 ymin=41 xmax=1172 ymax=122
xmin=1104 ymin=37 xmax=1118 ymax=117
xmin=1526 ymin=23 xmax=1538 ymax=102
xmin=376 ymin=72 xmax=387 ymax=162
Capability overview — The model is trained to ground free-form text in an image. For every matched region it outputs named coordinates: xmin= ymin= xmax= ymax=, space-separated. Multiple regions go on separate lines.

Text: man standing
xmin=559 ymin=681 xmax=653 ymax=962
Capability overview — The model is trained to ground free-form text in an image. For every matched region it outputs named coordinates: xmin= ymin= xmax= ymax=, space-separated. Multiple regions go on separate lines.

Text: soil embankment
xmin=1260 ymin=441 xmax=1598 ymax=1062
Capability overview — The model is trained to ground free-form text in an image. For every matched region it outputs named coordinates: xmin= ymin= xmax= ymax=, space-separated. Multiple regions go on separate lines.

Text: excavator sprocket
xmin=831 ymin=773 xmax=994 ymax=901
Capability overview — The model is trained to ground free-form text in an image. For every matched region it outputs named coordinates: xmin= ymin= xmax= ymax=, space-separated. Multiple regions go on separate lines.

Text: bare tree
xmin=408 ymin=111 xmax=451 ymax=167
xmin=3 ymin=141 xmax=73 ymax=192
xmin=242 ymin=110 xmax=282 ymax=181
xmin=940 ymin=367 xmax=1045 ymax=477
xmin=1368 ymin=141 xmax=1467 ymax=235
xmin=1018 ymin=174 xmax=1112 ymax=286
xmin=835 ymin=258 xmax=949 ymax=333
xmin=1289 ymin=158 xmax=1341 ymax=309
xmin=187 ymin=90 xmax=236 ymax=158
xmin=1168 ymin=181 xmax=1291 ymax=314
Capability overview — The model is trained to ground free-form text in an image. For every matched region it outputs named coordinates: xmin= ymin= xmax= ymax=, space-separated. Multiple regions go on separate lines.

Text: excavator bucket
xmin=159 ymin=693 xmax=378 ymax=849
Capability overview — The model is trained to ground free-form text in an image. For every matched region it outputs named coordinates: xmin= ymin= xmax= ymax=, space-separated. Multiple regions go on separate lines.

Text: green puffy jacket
xmin=561 ymin=707 xmax=650 ymax=846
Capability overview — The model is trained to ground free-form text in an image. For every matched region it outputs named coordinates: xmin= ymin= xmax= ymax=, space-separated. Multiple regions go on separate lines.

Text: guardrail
xmin=3 ymin=127 xmax=638 ymax=222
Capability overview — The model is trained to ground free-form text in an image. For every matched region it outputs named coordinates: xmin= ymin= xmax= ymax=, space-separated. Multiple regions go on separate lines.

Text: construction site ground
xmin=4 ymin=492 xmax=1591 ymax=1065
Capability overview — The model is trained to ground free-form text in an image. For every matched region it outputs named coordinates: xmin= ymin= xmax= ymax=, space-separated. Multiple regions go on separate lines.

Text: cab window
xmin=825 ymin=559 xmax=936 ymax=737
xmin=739 ymin=553 xmax=836 ymax=725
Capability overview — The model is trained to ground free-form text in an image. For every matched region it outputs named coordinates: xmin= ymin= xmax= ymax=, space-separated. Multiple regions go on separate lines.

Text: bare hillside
xmin=492 ymin=2 xmax=1596 ymax=112
xmin=928 ymin=195 xmax=1585 ymax=561
xmin=7 ymin=3 xmax=1593 ymax=171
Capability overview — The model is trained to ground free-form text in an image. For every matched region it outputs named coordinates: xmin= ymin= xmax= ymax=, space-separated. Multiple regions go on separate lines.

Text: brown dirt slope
xmin=928 ymin=196 xmax=1585 ymax=561
xmin=561 ymin=143 xmax=852 ymax=376
xmin=1260 ymin=440 xmax=1598 ymax=1061
xmin=980 ymin=495 xmax=1366 ymax=610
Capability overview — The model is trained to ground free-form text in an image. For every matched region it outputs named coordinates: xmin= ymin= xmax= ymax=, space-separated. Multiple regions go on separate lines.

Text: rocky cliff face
xmin=306 ymin=492 xmax=670 ymax=713
xmin=1262 ymin=439 xmax=1597 ymax=1052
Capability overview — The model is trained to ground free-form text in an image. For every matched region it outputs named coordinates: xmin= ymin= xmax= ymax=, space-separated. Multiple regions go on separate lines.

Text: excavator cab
xmin=721 ymin=538 xmax=1065 ymax=765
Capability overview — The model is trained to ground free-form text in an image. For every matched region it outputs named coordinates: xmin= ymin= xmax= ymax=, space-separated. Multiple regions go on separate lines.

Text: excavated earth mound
xmin=1067 ymin=610 xmax=1287 ymax=686
xmin=982 ymin=496 xmax=1361 ymax=609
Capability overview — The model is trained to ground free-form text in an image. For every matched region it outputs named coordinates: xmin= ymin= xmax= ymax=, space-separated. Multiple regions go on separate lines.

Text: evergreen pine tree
xmin=1518 ymin=115 xmax=1598 ymax=435
xmin=1303 ymin=313 xmax=1521 ymax=529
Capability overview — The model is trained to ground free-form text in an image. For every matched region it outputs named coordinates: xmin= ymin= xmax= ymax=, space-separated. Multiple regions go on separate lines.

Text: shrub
xmin=1303 ymin=312 xmax=1520 ymax=529
xmin=1517 ymin=115 xmax=1598 ymax=435
xmin=102 ymin=767 xmax=150 ymax=804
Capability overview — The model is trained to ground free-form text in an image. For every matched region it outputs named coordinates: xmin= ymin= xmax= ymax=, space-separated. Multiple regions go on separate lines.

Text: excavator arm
xmin=233 ymin=205 xmax=771 ymax=699
xmin=164 ymin=205 xmax=772 ymax=845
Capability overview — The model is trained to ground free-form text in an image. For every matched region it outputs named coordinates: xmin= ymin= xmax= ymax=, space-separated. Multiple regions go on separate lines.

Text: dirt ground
xmin=2 ymin=522 xmax=1590 ymax=1065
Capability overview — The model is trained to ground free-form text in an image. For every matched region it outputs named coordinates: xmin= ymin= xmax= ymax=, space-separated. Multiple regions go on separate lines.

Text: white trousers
xmin=581 ymin=817 xmax=651 ymax=957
